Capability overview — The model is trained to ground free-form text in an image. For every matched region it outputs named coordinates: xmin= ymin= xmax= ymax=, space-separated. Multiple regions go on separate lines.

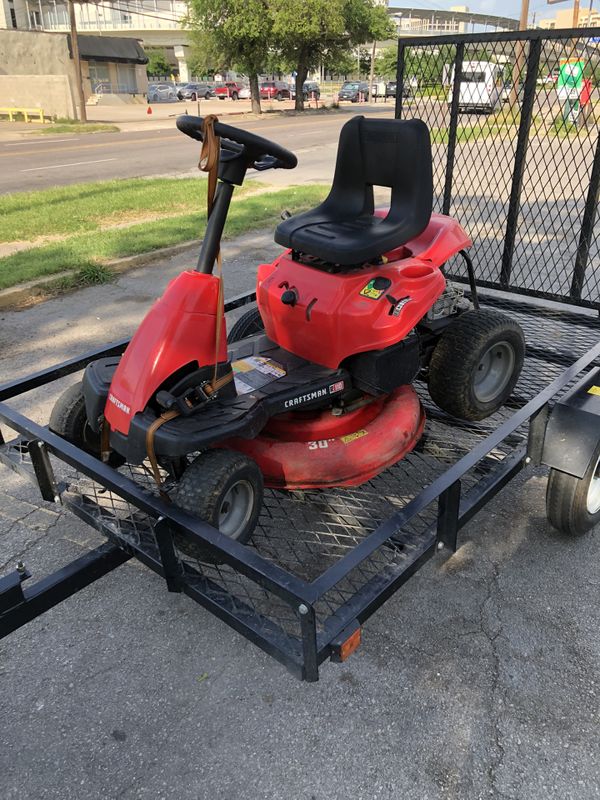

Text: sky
xmin=394 ymin=0 xmax=571 ymax=24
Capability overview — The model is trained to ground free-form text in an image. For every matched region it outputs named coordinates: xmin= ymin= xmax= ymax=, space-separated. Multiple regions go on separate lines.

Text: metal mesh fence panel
xmin=396 ymin=29 xmax=600 ymax=309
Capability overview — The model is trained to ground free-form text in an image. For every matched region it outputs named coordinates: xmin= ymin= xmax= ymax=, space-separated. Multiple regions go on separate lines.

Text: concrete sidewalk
xmin=0 ymin=232 xmax=599 ymax=800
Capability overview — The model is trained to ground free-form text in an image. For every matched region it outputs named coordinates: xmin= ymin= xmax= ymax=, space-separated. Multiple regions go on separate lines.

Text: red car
xmin=214 ymin=81 xmax=244 ymax=100
xmin=259 ymin=81 xmax=291 ymax=100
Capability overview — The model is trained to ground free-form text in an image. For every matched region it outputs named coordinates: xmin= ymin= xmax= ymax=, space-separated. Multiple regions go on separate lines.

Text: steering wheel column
xmin=175 ymin=115 xmax=297 ymax=273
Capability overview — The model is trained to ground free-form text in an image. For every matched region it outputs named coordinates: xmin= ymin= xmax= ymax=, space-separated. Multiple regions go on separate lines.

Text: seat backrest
xmin=324 ymin=116 xmax=433 ymax=228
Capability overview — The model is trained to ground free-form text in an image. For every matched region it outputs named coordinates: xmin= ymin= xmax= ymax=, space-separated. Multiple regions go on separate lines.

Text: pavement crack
xmin=480 ymin=554 xmax=508 ymax=798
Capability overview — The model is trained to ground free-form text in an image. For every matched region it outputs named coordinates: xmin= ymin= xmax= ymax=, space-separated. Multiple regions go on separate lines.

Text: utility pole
xmin=68 ymin=0 xmax=87 ymax=122
xmin=573 ymin=0 xmax=581 ymax=27
xmin=368 ymin=40 xmax=377 ymax=103
xmin=509 ymin=0 xmax=530 ymax=105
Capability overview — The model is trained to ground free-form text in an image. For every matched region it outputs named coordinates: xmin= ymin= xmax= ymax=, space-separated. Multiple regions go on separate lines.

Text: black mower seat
xmin=275 ymin=116 xmax=433 ymax=266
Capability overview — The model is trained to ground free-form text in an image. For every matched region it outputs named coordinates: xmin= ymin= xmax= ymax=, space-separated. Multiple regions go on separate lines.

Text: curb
xmin=0 ymin=239 xmax=198 ymax=311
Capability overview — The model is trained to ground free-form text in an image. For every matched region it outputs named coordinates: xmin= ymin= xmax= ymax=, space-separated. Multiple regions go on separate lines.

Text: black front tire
xmin=190 ymin=92 xmax=197 ymax=101
xmin=228 ymin=307 xmax=265 ymax=342
xmin=174 ymin=449 xmax=263 ymax=562
xmin=205 ymin=92 xmax=211 ymax=100
xmin=546 ymin=444 xmax=600 ymax=536
xmin=49 ymin=382 xmax=124 ymax=466
xmin=428 ymin=309 xmax=525 ymax=421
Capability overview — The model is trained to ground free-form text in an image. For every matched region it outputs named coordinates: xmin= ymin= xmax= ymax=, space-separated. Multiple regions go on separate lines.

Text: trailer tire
xmin=49 ymin=382 xmax=124 ymax=466
xmin=546 ymin=444 xmax=600 ymax=536
xmin=228 ymin=307 xmax=264 ymax=342
xmin=174 ymin=449 xmax=263 ymax=562
xmin=428 ymin=309 xmax=525 ymax=421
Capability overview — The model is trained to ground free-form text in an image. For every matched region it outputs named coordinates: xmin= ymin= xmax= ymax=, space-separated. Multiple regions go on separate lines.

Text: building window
xmin=29 ymin=9 xmax=41 ymax=27
xmin=10 ymin=8 xmax=17 ymax=26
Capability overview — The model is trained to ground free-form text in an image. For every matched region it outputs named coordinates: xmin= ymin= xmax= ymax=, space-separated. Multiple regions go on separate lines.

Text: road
xmin=0 ymin=106 xmax=395 ymax=194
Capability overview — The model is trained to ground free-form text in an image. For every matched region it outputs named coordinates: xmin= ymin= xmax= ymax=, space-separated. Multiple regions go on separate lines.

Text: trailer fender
xmin=540 ymin=368 xmax=600 ymax=479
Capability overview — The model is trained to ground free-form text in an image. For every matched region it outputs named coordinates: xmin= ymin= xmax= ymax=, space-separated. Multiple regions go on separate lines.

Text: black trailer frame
xmin=1 ymin=288 xmax=599 ymax=681
xmin=2 ymin=26 xmax=600 ymax=680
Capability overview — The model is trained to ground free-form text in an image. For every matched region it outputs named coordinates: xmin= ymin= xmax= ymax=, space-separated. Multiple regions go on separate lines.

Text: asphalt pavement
xmin=0 ymin=231 xmax=598 ymax=800
xmin=0 ymin=105 xmax=395 ymax=194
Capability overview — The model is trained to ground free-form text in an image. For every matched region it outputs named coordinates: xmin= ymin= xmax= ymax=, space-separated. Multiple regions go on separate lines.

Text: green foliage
xmin=375 ymin=45 xmax=397 ymax=79
xmin=34 ymin=124 xmax=119 ymax=135
xmin=404 ymin=45 xmax=454 ymax=87
xmin=146 ymin=49 xmax=171 ymax=77
xmin=323 ymin=49 xmax=357 ymax=78
xmin=186 ymin=0 xmax=272 ymax=110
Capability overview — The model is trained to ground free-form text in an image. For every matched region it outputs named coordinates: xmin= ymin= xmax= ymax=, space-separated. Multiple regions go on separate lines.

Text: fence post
xmin=395 ymin=43 xmax=406 ymax=119
xmin=571 ymin=130 xmax=600 ymax=300
xmin=443 ymin=42 xmax=464 ymax=216
xmin=500 ymin=36 xmax=541 ymax=287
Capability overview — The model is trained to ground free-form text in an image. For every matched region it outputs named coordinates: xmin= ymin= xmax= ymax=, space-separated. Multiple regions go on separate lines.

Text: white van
xmin=448 ymin=61 xmax=502 ymax=114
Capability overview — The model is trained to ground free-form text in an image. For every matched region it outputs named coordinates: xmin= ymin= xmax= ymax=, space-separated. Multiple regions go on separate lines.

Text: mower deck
xmin=1 ymin=290 xmax=599 ymax=680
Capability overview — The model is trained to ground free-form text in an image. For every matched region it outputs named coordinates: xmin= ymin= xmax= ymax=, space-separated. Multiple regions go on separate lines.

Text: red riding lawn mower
xmin=50 ymin=114 xmax=525 ymax=560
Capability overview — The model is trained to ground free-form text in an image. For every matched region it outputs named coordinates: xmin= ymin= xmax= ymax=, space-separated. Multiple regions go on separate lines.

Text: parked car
xmin=238 ymin=85 xmax=251 ymax=99
xmin=385 ymin=81 xmax=411 ymax=99
xmin=288 ymin=81 xmax=320 ymax=100
xmin=302 ymin=81 xmax=321 ymax=100
xmin=260 ymin=81 xmax=291 ymax=100
xmin=337 ymin=81 xmax=369 ymax=102
xmin=447 ymin=60 xmax=502 ymax=113
xmin=214 ymin=81 xmax=244 ymax=100
xmin=147 ymin=83 xmax=177 ymax=103
xmin=178 ymin=82 xmax=215 ymax=101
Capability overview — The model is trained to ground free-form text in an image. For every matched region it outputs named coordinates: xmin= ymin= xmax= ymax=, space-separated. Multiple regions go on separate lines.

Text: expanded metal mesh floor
xmin=1 ymin=297 xmax=599 ymax=643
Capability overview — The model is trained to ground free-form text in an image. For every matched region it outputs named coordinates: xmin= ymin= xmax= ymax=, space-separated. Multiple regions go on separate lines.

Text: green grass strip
xmin=0 ymin=185 xmax=328 ymax=290
xmin=0 ymin=176 xmax=255 ymax=242
xmin=32 ymin=124 xmax=120 ymax=136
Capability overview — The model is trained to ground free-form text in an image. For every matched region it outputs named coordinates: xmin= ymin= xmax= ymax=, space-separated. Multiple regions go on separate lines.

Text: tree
xmin=186 ymin=0 xmax=271 ymax=113
xmin=375 ymin=45 xmax=398 ymax=79
xmin=271 ymin=0 xmax=394 ymax=110
xmin=146 ymin=49 xmax=171 ymax=78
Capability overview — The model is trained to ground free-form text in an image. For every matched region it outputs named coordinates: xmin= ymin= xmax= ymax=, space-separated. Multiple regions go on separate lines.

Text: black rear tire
xmin=428 ymin=309 xmax=525 ymax=421
xmin=191 ymin=92 xmax=197 ymax=101
xmin=228 ymin=307 xmax=265 ymax=342
xmin=49 ymin=382 xmax=124 ymax=466
xmin=546 ymin=444 xmax=600 ymax=536
xmin=174 ymin=449 xmax=263 ymax=562
xmin=231 ymin=92 xmax=238 ymax=101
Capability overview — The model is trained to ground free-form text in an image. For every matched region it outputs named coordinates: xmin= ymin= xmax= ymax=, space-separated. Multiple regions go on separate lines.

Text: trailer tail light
xmin=331 ymin=622 xmax=361 ymax=662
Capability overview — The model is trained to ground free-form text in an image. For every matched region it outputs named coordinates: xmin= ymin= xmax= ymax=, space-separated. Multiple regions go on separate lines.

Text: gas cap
xmin=281 ymin=289 xmax=298 ymax=306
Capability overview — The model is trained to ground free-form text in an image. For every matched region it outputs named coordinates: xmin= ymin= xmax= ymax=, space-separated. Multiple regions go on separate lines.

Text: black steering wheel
xmin=176 ymin=114 xmax=297 ymax=171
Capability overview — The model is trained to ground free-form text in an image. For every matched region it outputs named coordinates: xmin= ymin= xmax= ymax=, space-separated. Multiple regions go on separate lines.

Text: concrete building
xmin=0 ymin=0 xmax=192 ymax=80
xmin=0 ymin=28 xmax=148 ymax=117
xmin=539 ymin=6 xmax=600 ymax=29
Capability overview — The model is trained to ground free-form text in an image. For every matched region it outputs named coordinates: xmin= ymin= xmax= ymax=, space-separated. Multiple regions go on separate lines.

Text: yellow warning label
xmin=359 ymin=280 xmax=384 ymax=300
xmin=588 ymin=385 xmax=600 ymax=396
xmin=340 ymin=429 xmax=369 ymax=445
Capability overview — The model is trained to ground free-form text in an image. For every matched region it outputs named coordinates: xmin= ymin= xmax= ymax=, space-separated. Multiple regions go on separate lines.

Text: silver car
xmin=148 ymin=83 xmax=177 ymax=103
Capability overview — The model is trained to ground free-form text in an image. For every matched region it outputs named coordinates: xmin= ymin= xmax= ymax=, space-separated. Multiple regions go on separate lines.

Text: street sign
xmin=557 ymin=58 xmax=584 ymax=100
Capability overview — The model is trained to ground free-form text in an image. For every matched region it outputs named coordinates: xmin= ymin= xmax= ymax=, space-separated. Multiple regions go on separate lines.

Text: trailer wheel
xmin=428 ymin=309 xmax=525 ymax=421
xmin=546 ymin=444 xmax=600 ymax=536
xmin=174 ymin=449 xmax=263 ymax=562
xmin=49 ymin=382 xmax=124 ymax=466
xmin=228 ymin=307 xmax=264 ymax=342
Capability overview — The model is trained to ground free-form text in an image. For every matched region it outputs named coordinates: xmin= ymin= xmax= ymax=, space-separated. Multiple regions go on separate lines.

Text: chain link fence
xmin=395 ymin=28 xmax=600 ymax=309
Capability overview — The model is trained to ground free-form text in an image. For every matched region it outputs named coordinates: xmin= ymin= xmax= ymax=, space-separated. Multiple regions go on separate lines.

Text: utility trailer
xmin=1 ymin=289 xmax=599 ymax=681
